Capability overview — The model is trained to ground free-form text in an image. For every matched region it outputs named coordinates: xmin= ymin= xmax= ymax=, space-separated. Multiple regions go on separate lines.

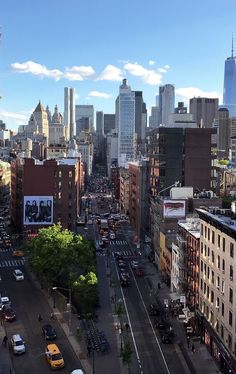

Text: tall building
xmin=48 ymin=105 xmax=65 ymax=146
xmin=159 ymin=84 xmax=175 ymax=126
xmin=223 ymin=38 xmax=236 ymax=117
xmin=64 ymin=87 xmax=75 ymax=140
xmin=96 ymin=111 xmax=104 ymax=140
xmin=149 ymin=106 xmax=160 ymax=128
xmin=217 ymin=107 xmax=230 ymax=156
xmin=116 ymin=79 xmax=135 ymax=167
xmin=134 ymin=91 xmax=147 ymax=144
xmin=75 ymin=105 xmax=94 ymax=138
xmin=190 ymin=97 xmax=219 ymax=128
xmin=104 ymin=114 xmax=115 ymax=134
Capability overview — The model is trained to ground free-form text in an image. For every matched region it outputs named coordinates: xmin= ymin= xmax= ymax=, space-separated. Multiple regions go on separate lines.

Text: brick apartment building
xmin=11 ymin=157 xmax=83 ymax=234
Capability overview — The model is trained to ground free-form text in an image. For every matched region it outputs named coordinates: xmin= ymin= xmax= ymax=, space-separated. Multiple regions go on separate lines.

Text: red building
xmin=11 ymin=157 xmax=83 ymax=233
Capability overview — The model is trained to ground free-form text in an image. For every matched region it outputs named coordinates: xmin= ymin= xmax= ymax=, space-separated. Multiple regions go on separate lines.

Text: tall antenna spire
xmin=232 ymin=32 xmax=234 ymax=58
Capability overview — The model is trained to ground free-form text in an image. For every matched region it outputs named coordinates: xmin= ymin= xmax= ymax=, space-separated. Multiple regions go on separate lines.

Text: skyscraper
xmin=75 ymin=105 xmax=94 ymax=138
xmin=116 ymin=79 xmax=135 ymax=167
xmin=223 ymin=37 xmax=236 ymax=116
xmin=64 ymin=87 xmax=75 ymax=140
xmin=190 ymin=97 xmax=218 ymax=128
xmin=159 ymin=84 xmax=175 ymax=126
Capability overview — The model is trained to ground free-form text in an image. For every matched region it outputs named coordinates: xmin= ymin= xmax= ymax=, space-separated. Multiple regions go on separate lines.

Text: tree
xmin=120 ymin=341 xmax=133 ymax=374
xmin=26 ymin=224 xmax=98 ymax=314
xmin=72 ymin=272 xmax=98 ymax=317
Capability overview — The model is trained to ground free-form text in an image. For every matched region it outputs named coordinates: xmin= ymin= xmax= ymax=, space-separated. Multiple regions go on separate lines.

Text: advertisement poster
xmin=24 ymin=196 xmax=53 ymax=225
xmin=163 ymin=200 xmax=185 ymax=218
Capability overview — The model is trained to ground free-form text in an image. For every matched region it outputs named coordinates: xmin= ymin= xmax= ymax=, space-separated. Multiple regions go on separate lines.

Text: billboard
xmin=163 ymin=200 xmax=186 ymax=218
xmin=24 ymin=196 xmax=53 ymax=225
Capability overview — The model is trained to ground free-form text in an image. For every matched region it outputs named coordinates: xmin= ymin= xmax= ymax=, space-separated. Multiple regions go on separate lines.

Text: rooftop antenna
xmin=232 ymin=32 xmax=234 ymax=58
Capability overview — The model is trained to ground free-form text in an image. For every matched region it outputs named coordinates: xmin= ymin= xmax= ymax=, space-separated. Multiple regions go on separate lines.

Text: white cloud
xmin=158 ymin=68 xmax=167 ymax=73
xmin=11 ymin=61 xmax=63 ymax=81
xmin=148 ymin=60 xmax=156 ymax=66
xmin=176 ymin=87 xmax=222 ymax=103
xmin=164 ymin=65 xmax=170 ymax=69
xmin=124 ymin=62 xmax=162 ymax=85
xmin=0 ymin=109 xmax=31 ymax=128
xmin=88 ymin=91 xmax=112 ymax=99
xmin=96 ymin=64 xmax=124 ymax=81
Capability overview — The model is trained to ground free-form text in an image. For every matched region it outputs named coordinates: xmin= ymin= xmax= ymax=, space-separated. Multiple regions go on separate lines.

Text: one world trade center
xmin=223 ymin=36 xmax=236 ymax=116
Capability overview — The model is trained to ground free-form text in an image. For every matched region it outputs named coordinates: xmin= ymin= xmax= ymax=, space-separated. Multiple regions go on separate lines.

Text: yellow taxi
xmin=12 ymin=250 xmax=25 ymax=257
xmin=45 ymin=344 xmax=65 ymax=370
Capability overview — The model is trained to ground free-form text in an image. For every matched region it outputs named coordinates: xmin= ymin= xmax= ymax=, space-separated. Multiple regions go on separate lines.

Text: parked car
xmin=149 ymin=303 xmax=159 ymax=317
xmin=110 ymin=233 xmax=116 ymax=240
xmin=0 ymin=296 xmax=11 ymax=310
xmin=45 ymin=343 xmax=65 ymax=369
xmin=13 ymin=269 xmax=24 ymax=281
xmin=42 ymin=324 xmax=57 ymax=340
xmin=2 ymin=306 xmax=16 ymax=322
xmin=11 ymin=334 xmax=26 ymax=355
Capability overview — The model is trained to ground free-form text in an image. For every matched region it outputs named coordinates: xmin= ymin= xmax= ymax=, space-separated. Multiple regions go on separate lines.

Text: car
xmin=12 ymin=250 xmax=25 ymax=257
xmin=161 ymin=331 xmax=173 ymax=344
xmin=110 ymin=233 xmax=116 ymax=240
xmin=118 ymin=260 xmax=126 ymax=268
xmin=13 ymin=269 xmax=24 ymax=281
xmin=3 ymin=306 xmax=16 ymax=322
xmin=71 ymin=370 xmax=84 ymax=374
xmin=0 ymin=297 xmax=11 ymax=310
xmin=155 ymin=319 xmax=167 ymax=330
xmin=130 ymin=260 xmax=139 ymax=269
xmin=133 ymin=267 xmax=144 ymax=277
xmin=120 ymin=278 xmax=129 ymax=288
xmin=87 ymin=220 xmax=93 ymax=225
xmin=45 ymin=343 xmax=65 ymax=369
xmin=42 ymin=324 xmax=57 ymax=340
xmin=149 ymin=303 xmax=159 ymax=317
xmin=11 ymin=334 xmax=26 ymax=355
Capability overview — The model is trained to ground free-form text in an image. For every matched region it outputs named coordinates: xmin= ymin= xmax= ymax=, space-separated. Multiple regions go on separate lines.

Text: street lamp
xmin=52 ymin=286 xmax=72 ymax=335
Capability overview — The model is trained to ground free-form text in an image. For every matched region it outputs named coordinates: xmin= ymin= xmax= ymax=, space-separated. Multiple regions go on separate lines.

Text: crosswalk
xmin=0 ymin=259 xmax=25 ymax=268
xmin=96 ymin=239 xmax=128 ymax=247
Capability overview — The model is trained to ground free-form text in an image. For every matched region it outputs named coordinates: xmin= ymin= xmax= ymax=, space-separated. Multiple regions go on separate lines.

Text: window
xmin=204 ymin=282 xmax=206 ymax=294
xmin=68 ymin=181 xmax=72 ymax=189
xmin=222 ymin=280 xmax=225 ymax=294
xmin=229 ymin=288 xmax=233 ymax=304
xmin=58 ymin=181 xmax=61 ymax=189
xmin=200 ymin=279 xmax=203 ymax=290
xmin=211 ymin=270 xmax=214 ymax=284
xmin=212 ymin=231 xmax=215 ymax=244
xmin=208 ymin=228 xmax=210 ymax=240
xmin=200 ymin=260 xmax=203 ymax=272
xmin=222 ymin=302 xmax=224 ymax=317
xmin=58 ymin=171 xmax=62 ymax=178
xmin=217 ymin=255 xmax=220 ymax=269
xmin=218 ymin=234 xmax=220 ymax=248
xmin=208 ymin=247 xmax=210 ymax=256
xmin=207 ymin=286 xmax=209 ymax=299
xmin=211 ymin=251 xmax=214 ymax=264
xmin=217 ymin=276 xmax=220 ymax=289
xmin=69 ymin=171 xmax=72 ymax=178
xmin=229 ymin=311 xmax=233 ymax=326
xmin=204 ymin=245 xmax=207 ymax=256
xmin=222 ymin=237 xmax=225 ymax=252
xmin=205 ymin=226 xmax=207 ymax=238
xmin=216 ymin=297 xmax=220 ymax=308
xmin=58 ymin=192 xmax=61 ymax=200
xmin=201 ymin=242 xmax=203 ymax=254
xmin=230 ymin=243 xmax=234 ymax=258
xmin=207 ymin=267 xmax=210 ymax=279
xmin=211 ymin=291 xmax=214 ymax=303
xmin=222 ymin=259 xmax=225 ymax=272
xmin=230 ymin=265 xmax=234 ymax=281
xmin=201 ymin=224 xmax=203 ymax=235
xmin=228 ymin=334 xmax=232 ymax=350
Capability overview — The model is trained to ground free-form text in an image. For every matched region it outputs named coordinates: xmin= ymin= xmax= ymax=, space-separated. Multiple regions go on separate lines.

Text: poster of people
xmin=24 ymin=196 xmax=53 ymax=225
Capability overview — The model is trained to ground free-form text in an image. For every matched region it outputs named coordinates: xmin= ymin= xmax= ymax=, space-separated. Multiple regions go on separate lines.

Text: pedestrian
xmin=191 ymin=343 xmax=195 ymax=353
xmin=38 ymin=313 xmax=43 ymax=322
xmin=50 ymin=312 xmax=55 ymax=320
xmin=187 ymin=335 xmax=190 ymax=348
xmin=2 ymin=335 xmax=7 ymax=347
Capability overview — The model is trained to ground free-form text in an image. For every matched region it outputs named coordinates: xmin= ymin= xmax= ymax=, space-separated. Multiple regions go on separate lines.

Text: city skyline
xmin=0 ymin=0 xmax=235 ymax=131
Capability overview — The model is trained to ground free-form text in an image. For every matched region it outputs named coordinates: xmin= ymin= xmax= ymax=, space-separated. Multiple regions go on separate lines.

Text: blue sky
xmin=0 ymin=0 xmax=235 ymax=131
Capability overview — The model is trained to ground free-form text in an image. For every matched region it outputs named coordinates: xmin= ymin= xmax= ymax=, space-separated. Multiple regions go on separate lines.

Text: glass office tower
xmin=116 ymin=79 xmax=135 ymax=167
xmin=223 ymin=41 xmax=236 ymax=117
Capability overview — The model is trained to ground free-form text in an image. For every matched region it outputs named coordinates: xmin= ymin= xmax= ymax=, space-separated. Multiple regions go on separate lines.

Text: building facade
xmin=159 ymin=84 xmax=175 ymax=126
xmin=11 ymin=157 xmax=82 ymax=233
xmin=64 ymin=87 xmax=75 ymax=140
xmin=189 ymin=97 xmax=219 ymax=128
xmin=197 ymin=207 xmax=236 ymax=373
xmin=223 ymin=43 xmax=236 ymax=117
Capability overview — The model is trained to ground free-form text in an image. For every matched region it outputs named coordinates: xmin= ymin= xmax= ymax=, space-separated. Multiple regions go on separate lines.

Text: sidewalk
xmin=144 ymin=258 xmax=221 ymax=374
xmin=0 ymin=322 xmax=16 ymax=374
